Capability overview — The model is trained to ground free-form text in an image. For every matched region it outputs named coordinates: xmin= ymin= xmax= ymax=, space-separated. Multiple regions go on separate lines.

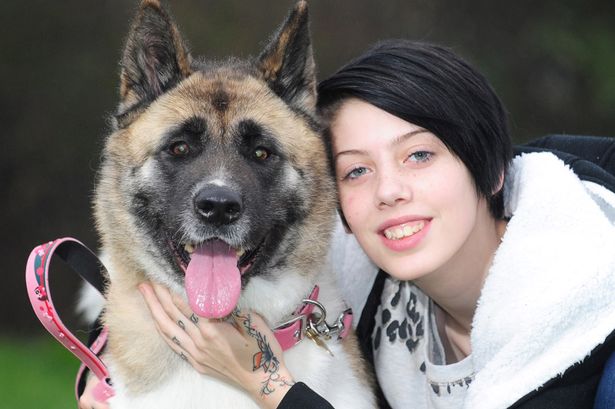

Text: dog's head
xmin=95 ymin=0 xmax=336 ymax=319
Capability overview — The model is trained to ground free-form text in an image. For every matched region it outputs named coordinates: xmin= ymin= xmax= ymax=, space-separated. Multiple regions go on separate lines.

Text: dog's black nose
xmin=194 ymin=185 xmax=243 ymax=225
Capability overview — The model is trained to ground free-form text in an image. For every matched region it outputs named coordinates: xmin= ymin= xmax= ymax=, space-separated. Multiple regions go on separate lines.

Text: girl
xmin=81 ymin=40 xmax=615 ymax=409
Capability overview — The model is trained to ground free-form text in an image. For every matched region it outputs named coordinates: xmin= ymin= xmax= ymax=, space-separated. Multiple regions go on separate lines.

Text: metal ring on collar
xmin=301 ymin=298 xmax=327 ymax=326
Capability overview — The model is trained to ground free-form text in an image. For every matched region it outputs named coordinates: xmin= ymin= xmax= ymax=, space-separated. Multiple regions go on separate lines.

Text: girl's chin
xmin=384 ymin=265 xmax=431 ymax=282
xmin=370 ymin=251 xmax=432 ymax=281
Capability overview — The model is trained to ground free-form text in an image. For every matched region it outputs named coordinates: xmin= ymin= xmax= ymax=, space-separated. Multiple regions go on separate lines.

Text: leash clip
xmin=304 ymin=299 xmax=351 ymax=341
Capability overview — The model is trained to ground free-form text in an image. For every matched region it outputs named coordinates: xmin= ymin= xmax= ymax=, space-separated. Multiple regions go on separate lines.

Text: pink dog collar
xmin=25 ymin=238 xmax=115 ymax=402
xmin=273 ymin=286 xmax=354 ymax=351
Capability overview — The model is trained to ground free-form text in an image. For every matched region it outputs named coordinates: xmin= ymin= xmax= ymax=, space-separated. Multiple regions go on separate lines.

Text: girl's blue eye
xmin=345 ymin=166 xmax=368 ymax=180
xmin=408 ymin=151 xmax=432 ymax=163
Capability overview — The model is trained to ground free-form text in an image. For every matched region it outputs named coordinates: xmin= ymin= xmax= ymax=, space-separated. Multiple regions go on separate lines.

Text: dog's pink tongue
xmin=185 ymin=240 xmax=240 ymax=318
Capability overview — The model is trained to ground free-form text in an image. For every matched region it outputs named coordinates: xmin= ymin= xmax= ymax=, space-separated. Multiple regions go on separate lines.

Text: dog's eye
xmin=169 ymin=141 xmax=190 ymax=157
xmin=254 ymin=147 xmax=270 ymax=161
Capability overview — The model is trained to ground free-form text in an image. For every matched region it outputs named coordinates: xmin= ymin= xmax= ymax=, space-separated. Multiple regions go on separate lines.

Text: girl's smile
xmin=378 ymin=217 xmax=431 ymax=252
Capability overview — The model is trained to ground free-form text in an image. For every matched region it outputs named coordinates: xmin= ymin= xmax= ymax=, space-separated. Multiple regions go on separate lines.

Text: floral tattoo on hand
xmin=235 ymin=311 xmax=294 ymax=397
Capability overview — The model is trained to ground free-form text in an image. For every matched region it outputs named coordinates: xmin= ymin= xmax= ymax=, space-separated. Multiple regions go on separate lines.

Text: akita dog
xmin=91 ymin=0 xmax=375 ymax=407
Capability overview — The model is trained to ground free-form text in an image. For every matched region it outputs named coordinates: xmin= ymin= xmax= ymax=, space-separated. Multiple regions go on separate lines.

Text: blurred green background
xmin=0 ymin=337 xmax=78 ymax=409
xmin=2 ymin=0 xmax=614 ymax=407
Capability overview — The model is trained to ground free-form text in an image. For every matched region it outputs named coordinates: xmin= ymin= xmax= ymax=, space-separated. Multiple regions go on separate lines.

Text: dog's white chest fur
xmin=108 ymin=336 xmax=372 ymax=409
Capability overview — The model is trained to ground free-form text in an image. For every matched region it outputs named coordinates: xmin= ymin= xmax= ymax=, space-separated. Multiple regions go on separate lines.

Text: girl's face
xmin=331 ymin=99 xmax=493 ymax=282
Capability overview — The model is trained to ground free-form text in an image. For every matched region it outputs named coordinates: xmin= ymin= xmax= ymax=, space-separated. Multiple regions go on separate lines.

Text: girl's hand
xmin=78 ymin=375 xmax=110 ymax=409
xmin=138 ymin=282 xmax=295 ymax=409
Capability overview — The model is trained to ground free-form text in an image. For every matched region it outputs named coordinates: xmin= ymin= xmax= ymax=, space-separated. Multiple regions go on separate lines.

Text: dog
xmin=91 ymin=0 xmax=375 ymax=407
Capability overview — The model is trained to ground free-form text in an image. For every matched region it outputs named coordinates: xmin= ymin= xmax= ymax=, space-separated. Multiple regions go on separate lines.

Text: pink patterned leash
xmin=25 ymin=238 xmax=115 ymax=402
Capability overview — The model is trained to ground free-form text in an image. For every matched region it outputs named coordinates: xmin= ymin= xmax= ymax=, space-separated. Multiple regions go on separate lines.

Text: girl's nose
xmin=375 ymin=167 xmax=412 ymax=208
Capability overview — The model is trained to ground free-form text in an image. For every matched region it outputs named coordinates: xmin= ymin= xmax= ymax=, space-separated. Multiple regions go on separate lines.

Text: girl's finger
xmin=138 ymin=282 xmax=196 ymax=352
xmin=139 ymin=282 xmax=229 ymax=366
xmin=78 ymin=376 xmax=111 ymax=409
xmin=166 ymin=286 xmax=205 ymax=328
xmin=151 ymin=316 xmax=235 ymax=382
xmin=148 ymin=282 xmax=203 ymax=339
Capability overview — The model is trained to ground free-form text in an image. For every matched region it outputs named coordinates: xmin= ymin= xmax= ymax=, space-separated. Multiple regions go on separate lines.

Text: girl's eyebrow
xmin=389 ymin=128 xmax=429 ymax=147
xmin=334 ymin=128 xmax=429 ymax=161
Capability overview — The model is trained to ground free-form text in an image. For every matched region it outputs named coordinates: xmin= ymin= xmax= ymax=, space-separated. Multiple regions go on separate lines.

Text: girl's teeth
xmin=384 ymin=221 xmax=425 ymax=240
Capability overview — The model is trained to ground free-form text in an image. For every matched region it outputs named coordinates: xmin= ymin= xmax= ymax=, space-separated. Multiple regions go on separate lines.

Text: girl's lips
xmin=378 ymin=218 xmax=432 ymax=252
xmin=377 ymin=216 xmax=431 ymax=233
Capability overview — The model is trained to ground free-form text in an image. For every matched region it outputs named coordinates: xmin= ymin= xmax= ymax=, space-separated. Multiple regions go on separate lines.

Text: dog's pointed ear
xmin=117 ymin=0 xmax=191 ymax=125
xmin=257 ymin=1 xmax=316 ymax=114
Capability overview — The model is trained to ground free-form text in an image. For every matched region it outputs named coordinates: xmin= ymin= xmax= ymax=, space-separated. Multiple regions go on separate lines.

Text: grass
xmin=0 ymin=336 xmax=79 ymax=409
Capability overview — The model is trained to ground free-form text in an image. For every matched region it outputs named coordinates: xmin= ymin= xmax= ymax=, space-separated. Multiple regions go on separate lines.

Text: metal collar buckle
xmin=272 ymin=289 xmax=353 ymax=354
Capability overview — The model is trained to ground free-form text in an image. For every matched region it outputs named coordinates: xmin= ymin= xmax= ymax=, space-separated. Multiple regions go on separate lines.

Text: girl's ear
xmin=493 ymin=171 xmax=505 ymax=195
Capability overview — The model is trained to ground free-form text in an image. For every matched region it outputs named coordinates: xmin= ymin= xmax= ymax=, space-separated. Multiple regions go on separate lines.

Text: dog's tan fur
xmin=91 ymin=1 xmax=373 ymax=406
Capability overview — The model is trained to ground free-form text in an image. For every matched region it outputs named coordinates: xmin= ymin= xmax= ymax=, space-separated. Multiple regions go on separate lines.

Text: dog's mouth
xmin=169 ymin=238 xmax=264 ymax=319
xmin=172 ymin=241 xmax=261 ymax=274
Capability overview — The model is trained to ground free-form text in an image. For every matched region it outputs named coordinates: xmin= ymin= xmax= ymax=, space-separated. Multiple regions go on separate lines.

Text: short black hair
xmin=317 ymin=39 xmax=512 ymax=218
